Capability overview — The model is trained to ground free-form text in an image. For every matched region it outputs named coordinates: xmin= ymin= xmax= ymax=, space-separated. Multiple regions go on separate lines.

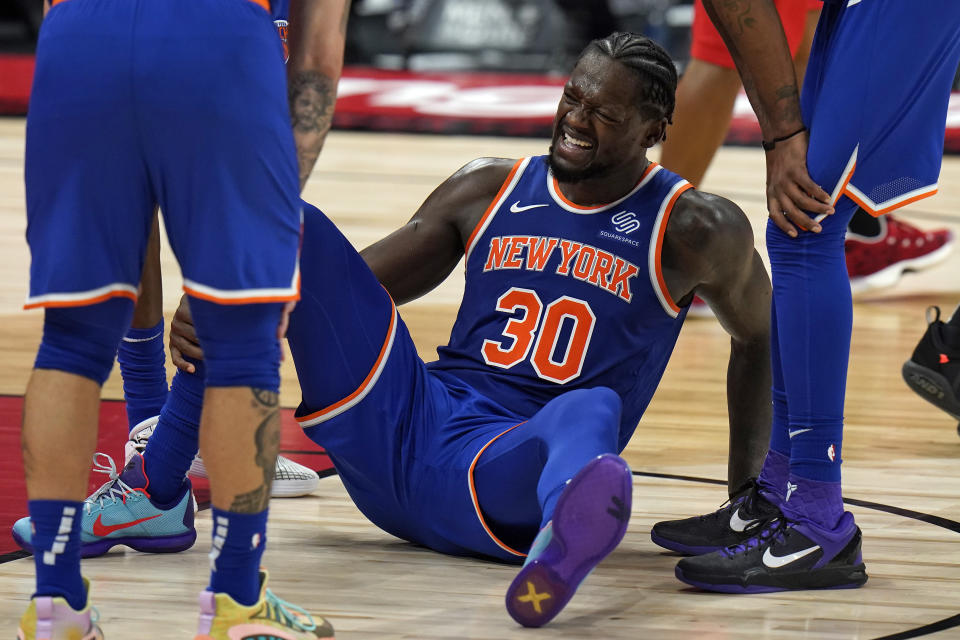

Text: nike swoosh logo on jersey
xmin=762 ymin=544 xmax=820 ymax=568
xmin=728 ymin=508 xmax=758 ymax=533
xmin=92 ymin=513 xmax=162 ymax=536
xmin=789 ymin=428 xmax=812 ymax=438
xmin=509 ymin=201 xmax=549 ymax=213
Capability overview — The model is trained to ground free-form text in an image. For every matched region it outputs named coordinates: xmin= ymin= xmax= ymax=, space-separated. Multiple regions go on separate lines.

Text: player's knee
xmin=188 ymin=298 xmax=284 ymax=391
xmin=34 ymin=297 xmax=134 ymax=385
xmin=557 ymin=387 xmax=621 ymax=434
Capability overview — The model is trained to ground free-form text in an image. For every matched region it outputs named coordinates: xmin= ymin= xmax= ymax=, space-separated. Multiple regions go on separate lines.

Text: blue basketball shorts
xmin=25 ymin=0 xmax=300 ymax=309
xmin=802 ymin=0 xmax=960 ymax=218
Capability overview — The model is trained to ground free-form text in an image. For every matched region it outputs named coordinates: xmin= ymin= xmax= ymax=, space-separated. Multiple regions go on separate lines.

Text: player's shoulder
xmin=662 ymin=188 xmax=755 ymax=278
xmin=447 ymin=157 xmax=518 ymax=193
xmin=669 ymin=188 xmax=753 ymax=249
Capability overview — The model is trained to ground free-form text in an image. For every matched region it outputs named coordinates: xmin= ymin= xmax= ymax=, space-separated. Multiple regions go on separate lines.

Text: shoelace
xmin=695 ymin=479 xmax=756 ymax=523
xmin=264 ymin=589 xmax=317 ymax=631
xmin=722 ymin=516 xmax=790 ymax=557
xmin=83 ymin=453 xmax=137 ymax=514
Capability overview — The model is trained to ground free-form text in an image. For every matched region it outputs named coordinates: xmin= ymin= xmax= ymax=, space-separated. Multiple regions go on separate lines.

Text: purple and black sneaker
xmin=651 ymin=478 xmax=781 ymax=555
xmin=505 ymin=453 xmax=633 ymax=627
xmin=675 ymin=511 xmax=868 ymax=593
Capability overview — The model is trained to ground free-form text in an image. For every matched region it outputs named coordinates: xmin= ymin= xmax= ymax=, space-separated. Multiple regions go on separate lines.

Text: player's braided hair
xmin=587 ymin=32 xmax=678 ymax=123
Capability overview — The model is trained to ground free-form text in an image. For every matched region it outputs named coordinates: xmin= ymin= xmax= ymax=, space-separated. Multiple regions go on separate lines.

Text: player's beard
xmin=547 ymin=143 xmax=610 ymax=184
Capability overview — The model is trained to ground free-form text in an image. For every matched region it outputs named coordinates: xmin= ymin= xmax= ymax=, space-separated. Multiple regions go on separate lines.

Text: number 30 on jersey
xmin=481 ymin=287 xmax=596 ymax=384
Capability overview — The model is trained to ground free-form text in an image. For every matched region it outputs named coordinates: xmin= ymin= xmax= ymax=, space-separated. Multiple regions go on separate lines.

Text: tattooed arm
xmin=700 ymin=0 xmax=832 ymax=236
xmin=286 ymin=0 xmax=352 ymax=191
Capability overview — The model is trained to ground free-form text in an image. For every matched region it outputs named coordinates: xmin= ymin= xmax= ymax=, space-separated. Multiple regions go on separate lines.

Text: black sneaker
xmin=650 ymin=479 xmax=781 ymax=555
xmin=675 ymin=512 xmax=868 ymax=593
xmin=902 ymin=306 xmax=960 ymax=431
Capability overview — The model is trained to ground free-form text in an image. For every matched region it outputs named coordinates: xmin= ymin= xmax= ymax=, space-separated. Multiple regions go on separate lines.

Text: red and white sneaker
xmin=846 ymin=215 xmax=955 ymax=295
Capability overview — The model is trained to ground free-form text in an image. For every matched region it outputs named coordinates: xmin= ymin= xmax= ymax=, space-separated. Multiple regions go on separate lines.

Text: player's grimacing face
xmin=549 ymin=52 xmax=662 ymax=183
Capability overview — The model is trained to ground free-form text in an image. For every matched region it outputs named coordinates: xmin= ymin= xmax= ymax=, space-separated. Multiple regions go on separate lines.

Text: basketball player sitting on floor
xmin=13 ymin=33 xmax=775 ymax=627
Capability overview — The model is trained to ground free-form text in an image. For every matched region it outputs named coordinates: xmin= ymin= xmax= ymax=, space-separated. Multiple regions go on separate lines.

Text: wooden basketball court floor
xmin=1 ymin=117 xmax=959 ymax=638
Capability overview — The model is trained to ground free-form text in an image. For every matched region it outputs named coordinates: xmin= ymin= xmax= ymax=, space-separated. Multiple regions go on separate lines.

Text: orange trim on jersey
xmin=467 ymin=423 xmax=529 ymax=558
xmin=551 ymin=162 xmax=659 ymax=211
xmin=653 ymin=183 xmax=694 ymax=314
xmin=182 ymin=286 xmax=300 ymax=306
xmin=843 ymin=185 xmax=939 ymax=217
xmin=23 ymin=288 xmax=138 ymax=310
xmin=465 ymin=159 xmax=525 ymax=256
xmin=831 ymin=162 xmax=856 ymax=208
xmin=295 ymin=295 xmax=398 ymax=425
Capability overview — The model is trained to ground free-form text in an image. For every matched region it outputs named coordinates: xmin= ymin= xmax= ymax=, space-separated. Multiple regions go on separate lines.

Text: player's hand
xmin=765 ymin=132 xmax=834 ymax=238
xmin=170 ymin=295 xmax=204 ymax=373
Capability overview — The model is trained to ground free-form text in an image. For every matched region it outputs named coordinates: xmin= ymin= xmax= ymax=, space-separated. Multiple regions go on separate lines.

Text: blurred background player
xmin=655 ymin=0 xmax=960 ymax=594
xmin=17 ymin=1 xmax=349 ymax=639
xmin=659 ymin=0 xmax=954 ymax=317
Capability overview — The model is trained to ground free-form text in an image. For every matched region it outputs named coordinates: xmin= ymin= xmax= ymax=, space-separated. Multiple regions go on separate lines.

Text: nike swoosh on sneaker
xmin=728 ymin=508 xmax=758 ymax=533
xmin=92 ymin=513 xmax=162 ymax=536
xmin=761 ymin=544 xmax=820 ymax=568
xmin=510 ymin=201 xmax=549 ymax=213
xmin=788 ymin=428 xmax=813 ymax=438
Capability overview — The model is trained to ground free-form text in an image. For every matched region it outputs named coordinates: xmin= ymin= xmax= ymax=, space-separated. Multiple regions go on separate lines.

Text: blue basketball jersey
xmin=429 ymin=156 xmax=691 ymax=451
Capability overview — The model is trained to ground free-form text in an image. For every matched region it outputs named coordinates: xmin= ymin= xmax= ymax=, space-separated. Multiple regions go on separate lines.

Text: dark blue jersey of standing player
xmin=429 ymin=155 xmax=691 ymax=452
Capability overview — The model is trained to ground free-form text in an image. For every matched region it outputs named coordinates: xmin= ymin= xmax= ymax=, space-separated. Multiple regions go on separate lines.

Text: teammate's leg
xmin=18 ymin=0 xmax=155 ymax=633
xmin=139 ymin=1 xmax=332 ymax=634
xmin=118 ymin=211 xmax=170 ymax=432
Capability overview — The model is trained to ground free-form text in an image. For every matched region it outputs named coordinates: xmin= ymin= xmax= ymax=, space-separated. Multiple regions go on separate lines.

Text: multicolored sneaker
xmin=195 ymin=570 xmax=334 ymax=640
xmin=650 ymin=478 xmax=781 ymax=555
xmin=846 ymin=215 xmax=954 ymax=295
xmin=11 ymin=452 xmax=196 ymax=558
xmin=902 ymin=305 xmax=960 ymax=432
xmin=127 ymin=415 xmax=320 ymax=498
xmin=505 ymin=454 xmax=633 ymax=628
xmin=17 ymin=578 xmax=103 ymax=640
xmin=674 ymin=511 xmax=868 ymax=593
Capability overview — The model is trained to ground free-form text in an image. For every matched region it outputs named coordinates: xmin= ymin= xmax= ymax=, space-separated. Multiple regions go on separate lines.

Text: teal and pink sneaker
xmin=505 ymin=453 xmax=633 ymax=628
xmin=12 ymin=452 xmax=196 ymax=558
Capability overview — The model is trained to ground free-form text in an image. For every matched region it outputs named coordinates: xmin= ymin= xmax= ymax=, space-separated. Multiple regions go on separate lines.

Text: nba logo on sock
xmin=274 ymin=20 xmax=289 ymax=63
xmin=827 ymin=444 xmax=836 ymax=462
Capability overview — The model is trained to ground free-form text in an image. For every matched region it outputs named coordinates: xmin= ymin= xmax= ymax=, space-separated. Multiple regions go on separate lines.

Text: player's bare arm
xmin=661 ymin=190 xmax=772 ymax=492
xmin=700 ymin=0 xmax=832 ymax=236
xmin=360 ymin=157 xmax=515 ymax=305
xmin=286 ymin=0 xmax=351 ymax=190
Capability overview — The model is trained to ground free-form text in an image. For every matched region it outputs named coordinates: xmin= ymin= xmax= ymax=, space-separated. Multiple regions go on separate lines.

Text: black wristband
xmin=762 ymin=126 xmax=807 ymax=151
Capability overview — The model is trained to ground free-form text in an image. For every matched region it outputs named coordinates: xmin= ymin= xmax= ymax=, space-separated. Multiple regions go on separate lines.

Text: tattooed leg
xmin=199 ymin=387 xmax=281 ymax=513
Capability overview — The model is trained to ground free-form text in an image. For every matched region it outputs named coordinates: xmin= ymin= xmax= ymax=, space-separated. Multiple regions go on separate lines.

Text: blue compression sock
xmin=208 ymin=508 xmax=268 ymax=606
xmin=29 ymin=500 xmax=86 ymax=610
xmin=142 ymin=359 xmax=205 ymax=504
xmin=118 ymin=319 xmax=169 ymax=431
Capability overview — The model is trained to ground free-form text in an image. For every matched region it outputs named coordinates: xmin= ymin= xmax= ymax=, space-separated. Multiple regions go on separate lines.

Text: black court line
xmin=633 ymin=470 xmax=960 ymax=640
